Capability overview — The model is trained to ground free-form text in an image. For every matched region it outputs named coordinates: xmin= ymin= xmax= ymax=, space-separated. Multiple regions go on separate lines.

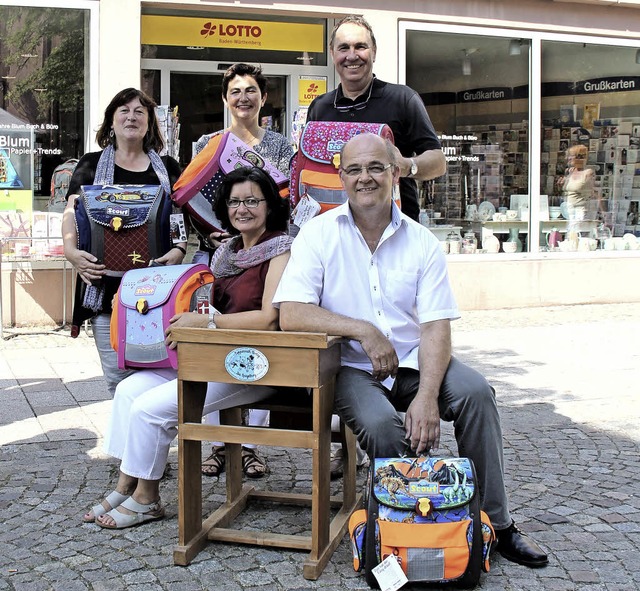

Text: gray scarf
xmin=94 ymin=144 xmax=171 ymax=193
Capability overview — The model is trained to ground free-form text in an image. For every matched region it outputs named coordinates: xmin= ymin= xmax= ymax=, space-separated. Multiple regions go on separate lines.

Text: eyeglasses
xmin=226 ymin=197 xmax=266 ymax=208
xmin=333 ymin=81 xmax=374 ymax=112
xmin=341 ymin=163 xmax=395 ymax=177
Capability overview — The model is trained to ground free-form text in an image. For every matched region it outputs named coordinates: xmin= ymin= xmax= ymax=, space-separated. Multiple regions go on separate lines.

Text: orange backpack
xmin=348 ymin=456 xmax=495 ymax=589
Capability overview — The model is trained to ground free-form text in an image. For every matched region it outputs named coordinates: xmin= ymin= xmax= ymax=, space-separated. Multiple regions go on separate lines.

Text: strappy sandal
xmin=82 ymin=490 xmax=130 ymax=523
xmin=96 ymin=497 xmax=165 ymax=530
xmin=202 ymin=445 xmax=225 ymax=477
xmin=241 ymin=446 xmax=268 ymax=479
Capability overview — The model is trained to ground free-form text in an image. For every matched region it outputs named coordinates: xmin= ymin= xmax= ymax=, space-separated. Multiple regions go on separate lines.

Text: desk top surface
xmin=170 ymin=328 xmax=342 ymax=350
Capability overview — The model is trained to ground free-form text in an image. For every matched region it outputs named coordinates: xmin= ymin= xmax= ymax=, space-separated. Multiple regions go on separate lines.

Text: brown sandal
xmin=241 ymin=447 xmax=268 ymax=479
xmin=202 ymin=446 xmax=225 ymax=477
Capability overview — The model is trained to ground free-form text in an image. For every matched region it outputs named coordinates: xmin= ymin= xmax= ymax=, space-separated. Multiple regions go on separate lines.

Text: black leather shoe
xmin=495 ymin=521 xmax=548 ymax=568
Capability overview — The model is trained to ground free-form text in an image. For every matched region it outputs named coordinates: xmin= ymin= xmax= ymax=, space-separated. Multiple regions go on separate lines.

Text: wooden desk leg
xmin=174 ymin=379 xmax=207 ymax=566
xmin=220 ymin=407 xmax=243 ymax=503
xmin=303 ymin=381 xmax=333 ymax=580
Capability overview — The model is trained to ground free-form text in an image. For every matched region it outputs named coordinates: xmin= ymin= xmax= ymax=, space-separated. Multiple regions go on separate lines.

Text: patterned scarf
xmin=211 ymin=233 xmax=293 ymax=278
xmin=94 ymin=144 xmax=171 ymax=194
xmin=83 ymin=145 xmax=171 ymax=312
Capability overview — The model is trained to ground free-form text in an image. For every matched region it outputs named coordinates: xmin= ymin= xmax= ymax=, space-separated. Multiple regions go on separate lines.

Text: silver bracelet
xmin=208 ymin=306 xmax=218 ymax=329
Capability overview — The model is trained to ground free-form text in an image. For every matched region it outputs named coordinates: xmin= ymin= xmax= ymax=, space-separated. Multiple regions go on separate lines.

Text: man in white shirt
xmin=273 ymin=132 xmax=548 ymax=569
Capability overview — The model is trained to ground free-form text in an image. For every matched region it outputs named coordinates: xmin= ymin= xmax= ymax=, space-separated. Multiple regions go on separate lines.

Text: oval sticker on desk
xmin=224 ymin=347 xmax=269 ymax=382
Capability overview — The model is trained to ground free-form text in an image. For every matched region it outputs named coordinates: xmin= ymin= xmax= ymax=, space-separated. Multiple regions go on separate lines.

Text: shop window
xmin=0 ymin=5 xmax=89 ymax=258
xmin=541 ymin=41 xmax=640 ymax=250
xmin=406 ymin=30 xmax=531 ymax=254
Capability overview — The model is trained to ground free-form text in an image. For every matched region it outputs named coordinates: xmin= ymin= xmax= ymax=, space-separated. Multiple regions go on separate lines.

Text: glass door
xmin=143 ymin=69 xmax=288 ymax=167
xmin=169 ymin=72 xmax=222 ymax=165
xmin=171 ymin=72 xmax=288 ymax=165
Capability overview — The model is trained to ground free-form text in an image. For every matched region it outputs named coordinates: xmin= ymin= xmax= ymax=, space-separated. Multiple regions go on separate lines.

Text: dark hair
xmin=95 ymin=88 xmax=164 ymax=153
xmin=213 ymin=167 xmax=290 ymax=235
xmin=329 ymin=15 xmax=377 ymax=52
xmin=221 ymin=63 xmax=268 ymax=98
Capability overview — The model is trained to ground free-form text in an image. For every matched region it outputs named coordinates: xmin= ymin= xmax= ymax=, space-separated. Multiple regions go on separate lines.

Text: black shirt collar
xmin=334 ymin=75 xmax=382 ymax=107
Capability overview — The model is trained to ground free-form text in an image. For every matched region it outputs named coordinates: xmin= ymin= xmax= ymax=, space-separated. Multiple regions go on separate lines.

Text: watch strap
xmin=409 ymin=158 xmax=418 ymax=178
xmin=208 ymin=305 xmax=217 ymax=328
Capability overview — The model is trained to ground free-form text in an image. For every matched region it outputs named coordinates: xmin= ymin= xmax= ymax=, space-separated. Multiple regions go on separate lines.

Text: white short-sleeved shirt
xmin=273 ymin=202 xmax=459 ymax=374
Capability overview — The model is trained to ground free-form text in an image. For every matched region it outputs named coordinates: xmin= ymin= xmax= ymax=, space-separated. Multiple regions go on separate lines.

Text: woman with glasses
xmin=82 ymin=167 xmax=292 ymax=529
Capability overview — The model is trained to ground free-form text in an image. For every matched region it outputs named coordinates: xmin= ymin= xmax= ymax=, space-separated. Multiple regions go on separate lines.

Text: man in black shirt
xmin=306 ymin=15 xmax=446 ymax=221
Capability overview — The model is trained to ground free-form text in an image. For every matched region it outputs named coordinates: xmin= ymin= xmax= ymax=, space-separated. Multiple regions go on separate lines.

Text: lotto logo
xmin=201 ymin=22 xmax=262 ymax=39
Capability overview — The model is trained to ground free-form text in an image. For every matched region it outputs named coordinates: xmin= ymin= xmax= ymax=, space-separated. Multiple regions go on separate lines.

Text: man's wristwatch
xmin=408 ymin=158 xmax=418 ymax=178
xmin=208 ymin=307 xmax=219 ymax=329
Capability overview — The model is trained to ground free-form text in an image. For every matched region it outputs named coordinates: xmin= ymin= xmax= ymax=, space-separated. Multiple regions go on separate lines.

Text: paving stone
xmin=0 ymin=304 xmax=639 ymax=590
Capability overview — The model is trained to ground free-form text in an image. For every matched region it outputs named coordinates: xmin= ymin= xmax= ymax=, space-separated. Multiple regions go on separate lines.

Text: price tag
xmin=292 ymin=194 xmax=321 ymax=228
xmin=371 ymin=554 xmax=408 ymax=591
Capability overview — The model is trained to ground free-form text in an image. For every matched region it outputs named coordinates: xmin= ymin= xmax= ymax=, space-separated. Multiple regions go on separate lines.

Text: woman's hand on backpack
xmin=65 ymin=246 xmax=105 ymax=285
xmin=206 ymin=231 xmax=232 ymax=249
xmin=156 ymin=244 xmax=188 ymax=266
xmin=62 ymin=195 xmax=105 ymax=285
xmin=164 ymin=311 xmax=208 ymax=349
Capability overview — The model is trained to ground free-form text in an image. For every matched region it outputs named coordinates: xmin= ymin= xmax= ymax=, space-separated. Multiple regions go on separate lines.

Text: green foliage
xmin=0 ymin=6 xmax=86 ymax=118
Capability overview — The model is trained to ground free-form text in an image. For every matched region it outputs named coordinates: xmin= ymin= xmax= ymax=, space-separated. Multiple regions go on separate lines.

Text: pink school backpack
xmin=110 ymin=263 xmax=214 ymax=370
xmin=289 ymin=121 xmax=395 ymax=214
xmin=171 ymin=131 xmax=289 ymax=235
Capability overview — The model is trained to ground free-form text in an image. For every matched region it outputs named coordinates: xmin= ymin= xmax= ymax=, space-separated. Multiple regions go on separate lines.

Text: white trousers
xmin=103 ymin=368 xmax=275 ymax=480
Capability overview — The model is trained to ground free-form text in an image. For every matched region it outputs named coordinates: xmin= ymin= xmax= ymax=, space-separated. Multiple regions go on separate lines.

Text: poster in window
xmin=559 ymin=104 xmax=576 ymax=125
xmin=582 ymin=103 xmax=600 ymax=131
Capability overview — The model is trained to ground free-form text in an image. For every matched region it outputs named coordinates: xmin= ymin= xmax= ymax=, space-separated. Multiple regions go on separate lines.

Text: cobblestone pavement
xmin=1 ymin=303 xmax=639 ymax=591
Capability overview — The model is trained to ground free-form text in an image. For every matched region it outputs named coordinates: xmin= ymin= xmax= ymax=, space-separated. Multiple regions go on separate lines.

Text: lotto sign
xmin=298 ymin=76 xmax=327 ymax=106
xmin=142 ymin=16 xmax=323 ymax=53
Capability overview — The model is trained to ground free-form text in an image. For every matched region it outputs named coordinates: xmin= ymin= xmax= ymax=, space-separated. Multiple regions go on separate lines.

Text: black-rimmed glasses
xmin=226 ymin=198 xmax=266 ymax=208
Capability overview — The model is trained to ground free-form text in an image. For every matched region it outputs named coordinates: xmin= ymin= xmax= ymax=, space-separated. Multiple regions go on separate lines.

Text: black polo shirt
xmin=307 ymin=77 xmax=441 ymax=221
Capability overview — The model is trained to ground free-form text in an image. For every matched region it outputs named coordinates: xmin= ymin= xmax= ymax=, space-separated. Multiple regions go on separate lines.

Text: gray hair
xmin=329 ymin=15 xmax=377 ymax=52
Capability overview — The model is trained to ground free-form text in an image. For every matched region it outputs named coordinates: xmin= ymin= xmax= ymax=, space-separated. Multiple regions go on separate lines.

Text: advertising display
xmin=142 ymin=15 xmax=324 ymax=53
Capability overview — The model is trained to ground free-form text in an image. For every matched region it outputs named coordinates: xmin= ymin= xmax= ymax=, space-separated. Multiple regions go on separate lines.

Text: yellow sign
xmin=298 ymin=76 xmax=327 ymax=106
xmin=141 ymin=15 xmax=324 ymax=53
